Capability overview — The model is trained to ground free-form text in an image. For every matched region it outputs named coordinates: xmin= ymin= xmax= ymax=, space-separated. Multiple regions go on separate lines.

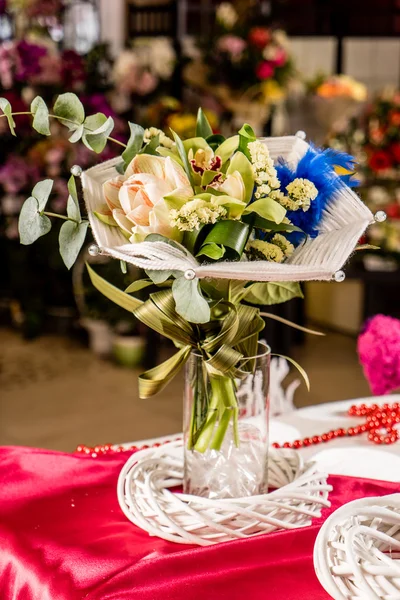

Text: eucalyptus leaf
xmin=66 ymin=195 xmax=80 ymax=222
xmin=122 ymin=122 xmax=144 ymax=169
xmin=196 ymin=108 xmax=213 ymax=138
xmin=31 ymin=96 xmax=50 ymax=136
xmin=69 ymin=124 xmax=84 ymax=143
xmin=83 ymin=114 xmax=114 ymax=153
xmin=18 ymin=197 xmax=51 ymax=245
xmin=171 ymin=130 xmax=195 ymax=188
xmin=0 ymin=97 xmax=16 ymax=136
xmin=53 ymin=93 xmax=85 ymax=128
xmin=172 ymin=277 xmax=210 ymax=324
xmin=59 ymin=221 xmax=89 ymax=269
xmin=67 ymin=175 xmax=79 ymax=218
xmin=244 ymin=198 xmax=286 ymax=224
xmin=197 ymin=243 xmax=225 ymax=260
xmin=246 ymin=282 xmax=304 ymax=305
xmin=146 ymin=270 xmax=173 ymax=284
xmin=32 ymin=179 xmax=53 ymax=211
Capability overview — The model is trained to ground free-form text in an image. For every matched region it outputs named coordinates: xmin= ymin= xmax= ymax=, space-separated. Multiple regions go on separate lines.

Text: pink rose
xmin=270 ymin=47 xmax=287 ymax=67
xmin=256 ymin=61 xmax=275 ymax=80
xmin=217 ymin=35 xmax=247 ymax=58
xmin=103 ymin=154 xmax=193 ymax=242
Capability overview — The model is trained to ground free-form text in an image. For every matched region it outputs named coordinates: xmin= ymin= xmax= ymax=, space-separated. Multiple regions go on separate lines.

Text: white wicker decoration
xmin=81 ymin=134 xmax=374 ymax=283
xmin=314 ymin=494 xmax=400 ymax=600
xmin=117 ymin=440 xmax=332 ymax=546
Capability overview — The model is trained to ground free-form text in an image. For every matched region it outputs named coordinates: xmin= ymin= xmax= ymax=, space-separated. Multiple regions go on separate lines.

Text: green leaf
xmin=172 ymin=277 xmax=210 ymax=324
xmin=163 ymin=187 xmax=193 ymax=211
xmin=122 ymin=122 xmax=144 ymax=170
xmin=215 ymin=135 xmax=239 ymax=163
xmin=59 ymin=221 xmax=89 ymax=269
xmin=246 ymin=282 xmax=304 ymax=305
xmin=53 ymin=93 xmax=85 ymax=128
xmin=83 ymin=114 xmax=114 ymax=153
xmin=206 ymin=134 xmax=225 ymax=149
xmin=156 ymin=146 xmax=182 ymax=165
xmin=196 ymin=108 xmax=213 ymax=138
xmin=244 ymin=198 xmax=286 ymax=224
xmin=31 ymin=96 xmax=50 ymax=136
xmin=93 ymin=211 xmax=118 ymax=226
xmin=238 ymin=124 xmax=256 ymax=159
xmin=139 ymin=134 xmax=160 ymax=156
xmin=87 ymin=263 xmax=143 ymax=313
xmin=120 ymin=260 xmax=127 ymax=274
xmin=18 ymin=197 xmax=51 ymax=245
xmin=171 ymin=130 xmax=194 ymax=189
xmin=0 ymin=97 xmax=16 ymax=136
xmin=272 ymin=353 xmax=310 ymax=391
xmin=202 ymin=220 xmax=250 ymax=259
xmin=243 ymin=213 xmax=303 ymax=233
xmin=197 ymin=243 xmax=225 ymax=260
xmin=125 ymin=279 xmax=155 ymax=293
xmin=227 ymin=152 xmax=255 ymax=203
xmin=32 ymin=179 xmax=53 ymax=211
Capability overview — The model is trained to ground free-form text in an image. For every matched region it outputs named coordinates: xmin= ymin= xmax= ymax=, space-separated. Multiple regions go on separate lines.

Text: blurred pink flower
xmin=0 ymin=155 xmax=38 ymax=194
xmin=0 ymin=41 xmax=16 ymax=89
xmin=136 ymin=70 xmax=158 ymax=96
xmin=269 ymin=47 xmax=287 ymax=67
xmin=358 ymin=314 xmax=400 ymax=395
xmin=256 ymin=61 xmax=275 ymax=80
xmin=31 ymin=53 xmax=62 ymax=85
xmin=217 ymin=35 xmax=247 ymax=58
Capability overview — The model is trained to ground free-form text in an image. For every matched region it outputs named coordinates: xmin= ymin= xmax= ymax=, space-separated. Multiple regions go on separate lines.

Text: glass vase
xmin=183 ymin=342 xmax=270 ymax=499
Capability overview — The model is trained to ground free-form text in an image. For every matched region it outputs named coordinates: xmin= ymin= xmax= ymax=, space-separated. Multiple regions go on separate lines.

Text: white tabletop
xmin=127 ymin=395 xmax=400 ymax=483
xmin=278 ymin=395 xmax=400 ymax=481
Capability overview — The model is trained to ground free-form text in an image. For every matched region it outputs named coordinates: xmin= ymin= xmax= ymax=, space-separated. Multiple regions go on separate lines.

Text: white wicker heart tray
xmin=117 ymin=440 xmax=332 ymax=546
xmin=314 ymin=493 xmax=400 ymax=600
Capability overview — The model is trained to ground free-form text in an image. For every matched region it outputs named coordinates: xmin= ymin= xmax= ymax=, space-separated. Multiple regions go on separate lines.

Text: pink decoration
xmin=217 ymin=35 xmax=247 ymax=58
xmin=358 ymin=314 xmax=400 ymax=395
xmin=270 ymin=47 xmax=287 ymax=68
xmin=256 ymin=61 xmax=275 ymax=80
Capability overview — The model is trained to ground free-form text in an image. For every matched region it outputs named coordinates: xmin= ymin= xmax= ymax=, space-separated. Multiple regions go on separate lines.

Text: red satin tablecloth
xmin=1 ymin=446 xmax=399 ymax=600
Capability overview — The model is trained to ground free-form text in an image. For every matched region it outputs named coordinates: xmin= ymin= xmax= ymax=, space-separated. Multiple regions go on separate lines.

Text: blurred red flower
xmin=368 ymin=150 xmax=392 ymax=172
xmin=390 ymin=142 xmax=400 ymax=164
xmin=256 ymin=61 xmax=274 ymax=80
xmin=248 ymin=27 xmax=270 ymax=50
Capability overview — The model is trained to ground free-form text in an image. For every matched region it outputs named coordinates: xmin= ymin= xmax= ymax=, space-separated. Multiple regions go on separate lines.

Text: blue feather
xmin=275 ymin=145 xmax=358 ymax=243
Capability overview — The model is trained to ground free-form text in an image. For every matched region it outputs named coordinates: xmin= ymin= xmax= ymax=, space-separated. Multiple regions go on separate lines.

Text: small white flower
xmin=285 ymin=178 xmax=318 ymax=211
xmin=170 ymin=199 xmax=227 ymax=232
xmin=245 ymin=239 xmax=285 ymax=263
xmin=248 ymin=141 xmax=281 ymax=200
xmin=271 ymin=233 xmax=294 ymax=257
xmin=216 ymin=2 xmax=238 ymax=28
xmin=144 ymin=127 xmax=174 ymax=149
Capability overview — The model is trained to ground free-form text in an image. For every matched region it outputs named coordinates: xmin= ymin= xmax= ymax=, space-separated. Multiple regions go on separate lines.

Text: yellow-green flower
xmin=245 ymin=239 xmax=284 ymax=263
xmin=271 ymin=233 xmax=294 ymax=257
xmin=285 ymin=178 xmax=318 ymax=211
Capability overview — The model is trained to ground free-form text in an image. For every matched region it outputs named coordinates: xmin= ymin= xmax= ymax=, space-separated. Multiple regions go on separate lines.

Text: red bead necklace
xmin=75 ymin=402 xmax=400 ymax=457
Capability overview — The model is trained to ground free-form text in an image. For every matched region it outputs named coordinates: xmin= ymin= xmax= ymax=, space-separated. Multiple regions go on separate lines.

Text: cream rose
xmin=103 ymin=154 xmax=193 ymax=242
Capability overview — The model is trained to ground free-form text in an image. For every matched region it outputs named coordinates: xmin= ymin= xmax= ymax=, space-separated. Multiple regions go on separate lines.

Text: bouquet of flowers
xmin=1 ymin=91 xmax=374 ymax=496
xmin=185 ymin=1 xmax=293 ymax=135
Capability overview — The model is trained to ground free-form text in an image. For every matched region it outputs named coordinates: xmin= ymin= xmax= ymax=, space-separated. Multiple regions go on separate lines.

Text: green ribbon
xmin=87 ymin=264 xmax=265 ymax=400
